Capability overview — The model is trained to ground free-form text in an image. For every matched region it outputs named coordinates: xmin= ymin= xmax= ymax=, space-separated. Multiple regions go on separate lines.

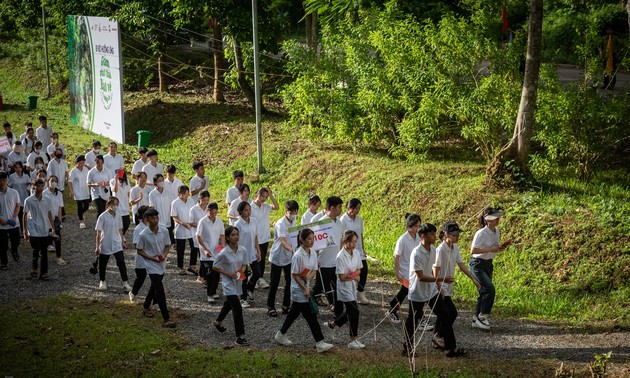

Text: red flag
xmin=502 ymin=7 xmax=508 ymax=30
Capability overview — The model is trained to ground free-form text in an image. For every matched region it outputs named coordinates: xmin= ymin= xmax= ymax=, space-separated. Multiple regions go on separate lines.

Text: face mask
xmin=156 ymin=182 xmax=164 ymax=188
xmin=288 ymin=214 xmax=297 ymax=222
xmin=50 ymin=182 xmax=58 ymax=189
xmin=111 ymin=205 xmax=118 ymax=212
xmin=36 ymin=164 xmax=43 ymax=169
xmin=55 ymin=153 xmax=63 ymax=159
xmin=35 ymin=149 xmax=41 ymax=153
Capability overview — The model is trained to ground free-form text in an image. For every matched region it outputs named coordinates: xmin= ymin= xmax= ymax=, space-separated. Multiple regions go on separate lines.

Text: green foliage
xmin=589 ymin=351 xmax=612 ymax=377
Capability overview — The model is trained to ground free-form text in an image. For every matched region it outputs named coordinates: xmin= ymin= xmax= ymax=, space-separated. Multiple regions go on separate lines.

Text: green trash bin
xmin=27 ymin=96 xmax=38 ymax=110
xmin=136 ymin=130 xmax=153 ymax=148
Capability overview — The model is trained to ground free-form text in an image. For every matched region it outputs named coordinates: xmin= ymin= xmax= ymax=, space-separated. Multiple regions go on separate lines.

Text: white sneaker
xmin=247 ymin=290 xmax=255 ymax=301
xmin=356 ymin=291 xmax=369 ymax=305
xmin=316 ymin=340 xmax=334 ymax=353
xmin=129 ymin=292 xmax=135 ymax=303
xmin=355 ymin=339 xmax=366 ymax=349
xmin=419 ymin=318 xmax=434 ymax=331
xmin=56 ymin=258 xmax=67 ymax=266
xmin=212 ymin=294 xmax=220 ymax=299
xmin=472 ymin=314 xmax=491 ymax=330
xmin=240 ymin=299 xmax=251 ymax=308
xmin=274 ymin=330 xmax=293 ymax=346
xmin=387 ymin=311 xmax=401 ymax=324
xmin=98 ymin=281 xmax=107 ymax=291
xmin=322 ymin=321 xmax=336 ymax=340
xmin=348 ymin=340 xmax=363 ymax=350
xmin=47 ymin=245 xmax=55 ymax=252
xmin=257 ymin=278 xmax=270 ymax=289
xmin=207 ymin=295 xmax=217 ymax=304
xmin=79 ymin=221 xmax=86 ymax=229
xmin=122 ymin=282 xmax=132 ymax=292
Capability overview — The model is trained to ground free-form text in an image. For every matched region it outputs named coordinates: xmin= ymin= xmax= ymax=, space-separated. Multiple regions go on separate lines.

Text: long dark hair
xmin=405 ymin=213 xmax=421 ymax=229
xmin=297 ymin=228 xmax=314 ymax=248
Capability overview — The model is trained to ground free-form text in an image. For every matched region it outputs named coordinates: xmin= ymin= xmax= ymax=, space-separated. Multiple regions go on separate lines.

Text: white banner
xmin=288 ymin=218 xmax=338 ymax=251
xmin=0 ymin=137 xmax=12 ymax=154
xmin=68 ymin=16 xmax=125 ymax=144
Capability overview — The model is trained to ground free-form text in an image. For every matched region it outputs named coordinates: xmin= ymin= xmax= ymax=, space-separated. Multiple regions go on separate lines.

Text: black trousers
xmin=313 ymin=266 xmax=336 ymax=305
xmin=429 ymin=294 xmax=456 ymax=350
xmin=76 ymin=199 xmax=90 ymax=221
xmin=144 ymin=273 xmax=170 ymax=321
xmin=435 ymin=295 xmax=458 ymax=337
xmin=30 ymin=236 xmax=49 ymax=275
xmin=266 ymin=263 xmax=291 ymax=309
xmin=258 ymin=242 xmax=269 ymax=277
xmin=94 ymin=198 xmax=106 ymax=218
xmin=121 ymin=215 xmax=131 ymax=236
xmin=217 ymin=295 xmax=245 ymax=337
xmin=132 ymin=268 xmax=147 ymax=296
xmin=358 ymin=258 xmax=368 ymax=292
xmin=244 ymin=260 xmax=262 ymax=295
xmin=390 ymin=285 xmax=408 ymax=313
xmin=98 ymin=251 xmax=128 ymax=282
xmin=201 ymin=261 xmax=220 ymax=296
xmin=0 ymin=227 xmax=20 ymax=266
xmin=280 ymin=301 xmax=324 ymax=342
xmin=176 ymin=238 xmax=196 ymax=268
xmin=333 ymin=300 xmax=360 ymax=337
xmin=404 ymin=300 xmax=426 ymax=349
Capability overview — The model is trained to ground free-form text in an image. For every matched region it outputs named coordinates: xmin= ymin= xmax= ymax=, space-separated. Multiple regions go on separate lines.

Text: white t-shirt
xmin=434 ymin=241 xmax=463 ymax=297
xmin=471 ymin=226 xmax=501 ymax=260
xmin=21 ymin=137 xmax=36 ymax=155
xmin=170 ymin=197 xmax=195 ymax=239
xmin=85 ymin=150 xmax=100 ymax=169
xmin=110 ymin=178 xmax=131 ymax=216
xmin=235 ymin=216 xmax=258 ymax=263
xmin=301 ymin=209 xmax=319 ymax=225
xmin=227 ymin=197 xmax=252 ymax=226
xmin=225 ymin=185 xmax=239 ymax=205
xmin=104 ymin=153 xmax=124 ymax=179
xmin=132 ymin=222 xmax=148 ymax=269
xmin=7 ymin=152 xmax=26 ymax=168
xmin=408 ymin=243 xmax=438 ymax=303
xmin=148 ymin=188 xmax=172 ymax=227
xmin=394 ymin=231 xmax=421 ymax=278
xmin=336 ymin=248 xmax=363 ymax=302
xmin=129 ymin=184 xmax=151 ymax=216
xmin=214 ymin=244 xmax=247 ymax=297
xmin=43 ymin=188 xmax=63 ymax=219
xmin=189 ymin=175 xmax=209 ymax=203
xmin=340 ymin=213 xmax=365 ymax=259
xmin=136 ymin=225 xmax=171 ymax=275
xmin=131 ymin=158 xmax=148 ymax=177
xmin=36 ymin=126 xmax=53 ymax=147
xmin=162 ymin=177 xmax=183 ymax=205
xmin=27 ymin=151 xmax=49 ymax=169
xmin=141 ymin=162 xmax=164 ymax=184
xmin=95 ymin=210 xmax=123 ymax=255
xmin=46 ymin=143 xmax=66 ymax=157
xmin=24 ymin=194 xmax=52 ymax=237
xmin=290 ymin=247 xmax=318 ymax=303
xmin=196 ymin=215 xmax=225 ymax=261
xmin=9 ymin=172 xmax=32 ymax=205
xmin=87 ymin=166 xmax=112 ymax=201
xmin=250 ymin=201 xmax=272 ymax=244
xmin=188 ymin=204 xmax=206 ymax=248
xmin=46 ymin=158 xmax=68 ymax=191
xmin=312 ymin=213 xmax=343 ymax=268
xmin=269 ymin=215 xmax=295 ymax=267
xmin=68 ymin=166 xmax=90 ymax=200
xmin=0 ymin=188 xmax=20 ymax=230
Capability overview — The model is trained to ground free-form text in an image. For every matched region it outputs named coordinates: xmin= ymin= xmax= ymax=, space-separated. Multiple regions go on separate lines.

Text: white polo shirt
xmin=95 ymin=210 xmax=123 ymax=255
xmin=87 ymin=166 xmax=112 ymax=201
xmin=227 ymin=197 xmax=252 ymax=226
xmin=290 ymin=246 xmax=318 ymax=303
xmin=170 ymin=197 xmax=195 ymax=239
xmin=471 ymin=226 xmax=501 ymax=260
xmin=394 ymin=231 xmax=420 ymax=278
xmin=336 ymin=247 xmax=363 ymax=302
xmin=7 ymin=152 xmax=26 ymax=168
xmin=43 ymin=188 xmax=63 ymax=219
xmin=133 ymin=222 xmax=147 ymax=269
xmin=46 ymin=158 xmax=68 ymax=191
xmin=301 ymin=209 xmax=319 ymax=225
xmin=434 ymin=241 xmax=462 ymax=297
xmin=36 ymin=125 xmax=53 ymax=147
xmin=68 ymin=166 xmax=90 ymax=200
xmin=189 ymin=175 xmax=209 ymax=203
xmin=85 ymin=150 xmax=99 ymax=169
xmin=130 ymin=184 xmax=151 ymax=216
xmin=27 ymin=151 xmax=49 ymax=169
xmin=408 ymin=244 xmax=438 ymax=303
xmin=9 ymin=172 xmax=32 ymax=205
xmin=196 ymin=215 xmax=225 ymax=261
xmin=104 ymin=153 xmax=124 ymax=179
xmin=214 ymin=244 xmax=247 ymax=296
xmin=188 ymin=204 xmax=206 ymax=248
xmin=163 ymin=177 xmax=183 ymax=205
xmin=131 ymin=158 xmax=148 ymax=177
xmin=0 ymin=187 xmax=20 ymax=230
xmin=269 ymin=215 xmax=295 ymax=267
xmin=141 ymin=162 xmax=164 ymax=184
xmin=250 ymin=201 xmax=272 ymax=244
xmin=340 ymin=213 xmax=365 ymax=259
xmin=24 ymin=194 xmax=52 ymax=237
xmin=148 ymin=188 xmax=171 ymax=227
xmin=312 ymin=213 xmax=343 ymax=268
xmin=225 ymin=185 xmax=239 ymax=205
xmin=235 ymin=216 xmax=258 ymax=263
xmin=46 ymin=143 xmax=66 ymax=157
xmin=137 ymin=225 xmax=171 ymax=275
xmin=110 ymin=179 xmax=131 ymax=216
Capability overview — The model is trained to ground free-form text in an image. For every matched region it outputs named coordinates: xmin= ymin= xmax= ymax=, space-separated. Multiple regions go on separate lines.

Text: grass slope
xmin=1 ymin=59 xmax=629 ymax=328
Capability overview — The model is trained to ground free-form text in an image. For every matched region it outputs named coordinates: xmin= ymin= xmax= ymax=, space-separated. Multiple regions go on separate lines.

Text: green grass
xmin=1 ymin=58 xmax=629 ymax=328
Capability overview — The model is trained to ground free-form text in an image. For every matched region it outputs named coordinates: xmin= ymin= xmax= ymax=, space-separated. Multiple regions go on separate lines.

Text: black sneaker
xmin=11 ymin=252 xmax=19 ymax=262
xmin=235 ymin=336 xmax=249 ymax=346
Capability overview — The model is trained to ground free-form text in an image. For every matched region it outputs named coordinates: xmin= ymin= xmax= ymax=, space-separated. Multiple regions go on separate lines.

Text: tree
xmin=487 ymin=0 xmax=544 ymax=182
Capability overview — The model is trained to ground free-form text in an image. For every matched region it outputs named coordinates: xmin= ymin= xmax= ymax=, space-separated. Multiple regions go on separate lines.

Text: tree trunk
xmin=305 ymin=12 xmax=318 ymax=50
xmin=212 ymin=22 xmax=226 ymax=103
xmin=627 ymin=0 xmax=630 ymax=30
xmin=232 ymin=37 xmax=261 ymax=111
xmin=157 ymin=53 xmax=167 ymax=93
xmin=487 ymin=0 xmax=543 ymax=182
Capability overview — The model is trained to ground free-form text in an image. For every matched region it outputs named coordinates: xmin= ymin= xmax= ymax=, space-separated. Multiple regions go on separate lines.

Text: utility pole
xmin=42 ymin=6 xmax=51 ymax=98
xmin=252 ymin=0 xmax=264 ymax=174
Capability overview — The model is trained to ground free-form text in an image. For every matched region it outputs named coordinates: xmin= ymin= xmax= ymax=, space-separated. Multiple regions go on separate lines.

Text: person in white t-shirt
xmin=46 ymin=146 xmax=68 ymax=199
xmin=148 ymin=174 xmax=172 ymax=231
xmin=163 ymin=164 xmax=182 ymax=243
xmin=110 ymin=170 xmax=132 ymax=236
xmin=129 ymin=205 xmax=150 ymax=304
xmin=311 ymin=196 xmax=343 ymax=309
xmin=266 ymin=200 xmax=299 ymax=317
xmin=21 ymin=126 xmax=37 ymax=156
xmin=23 ymin=179 xmax=55 ymax=281
xmin=130 ymin=172 xmax=151 ymax=225
xmin=196 ymin=202 xmax=225 ymax=303
xmin=86 ymin=155 xmax=111 ymax=217
xmin=469 ymin=207 xmax=511 ymax=331
xmin=68 ymin=155 xmax=91 ymax=229
xmin=171 ymin=185 xmax=197 ymax=275
xmin=189 ymin=190 xmax=209 ymax=284
xmin=227 ymin=183 xmax=251 ymax=226
xmin=103 ymin=142 xmax=124 ymax=180
xmin=250 ymin=187 xmax=279 ymax=290
xmin=46 ymin=132 xmax=66 ymax=158
xmin=43 ymin=175 xmax=66 ymax=265
xmin=340 ymin=198 xmax=370 ymax=304
xmin=94 ymin=197 xmax=131 ymax=292
xmin=234 ymin=201 xmax=261 ymax=308
xmin=225 ymin=170 xmax=244 ymax=205
xmin=7 ymin=141 xmax=27 ymax=173
xmin=26 ymin=141 xmax=49 ymax=173
xmin=141 ymin=150 xmax=163 ymax=185
xmin=85 ymin=140 xmax=102 ymax=170
xmin=36 ymin=116 xmax=53 ymax=148
xmin=322 ymin=230 xmax=364 ymax=350
xmin=8 ymin=161 xmax=31 ymax=232
xmin=189 ymin=161 xmax=209 ymax=204
xmin=131 ymin=147 xmax=148 ymax=180
xmin=387 ymin=213 xmax=422 ymax=324
xmin=301 ymin=194 xmax=321 ymax=225
xmin=273 ymin=228 xmax=334 ymax=353
xmin=0 ymin=171 xmax=21 ymax=270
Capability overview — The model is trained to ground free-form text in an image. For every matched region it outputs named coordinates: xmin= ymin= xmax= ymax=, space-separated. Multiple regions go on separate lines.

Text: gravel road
xmin=1 ymin=213 xmax=628 ymax=370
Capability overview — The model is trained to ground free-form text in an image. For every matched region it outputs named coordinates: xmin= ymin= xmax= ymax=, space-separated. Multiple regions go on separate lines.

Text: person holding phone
xmin=469 ymin=207 xmax=512 ymax=330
